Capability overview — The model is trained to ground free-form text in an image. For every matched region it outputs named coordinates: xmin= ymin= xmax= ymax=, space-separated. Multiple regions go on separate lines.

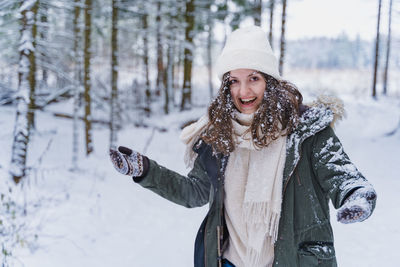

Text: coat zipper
xmin=217 ymin=155 xmax=226 ymax=267
xmin=204 ymin=155 xmax=225 ymax=267
xmin=283 ymin=153 xmax=302 ymax=195
xmin=204 ymin=215 xmax=208 ymax=267
xmin=217 ymin=226 xmax=222 ymax=267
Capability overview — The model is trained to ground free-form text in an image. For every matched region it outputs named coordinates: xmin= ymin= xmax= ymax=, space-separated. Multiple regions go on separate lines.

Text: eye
xmin=229 ymin=79 xmax=238 ymax=85
xmin=249 ymin=76 xmax=259 ymax=82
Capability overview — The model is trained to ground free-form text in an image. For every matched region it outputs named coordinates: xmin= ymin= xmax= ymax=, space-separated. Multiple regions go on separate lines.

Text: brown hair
xmin=201 ymin=72 xmax=303 ymax=155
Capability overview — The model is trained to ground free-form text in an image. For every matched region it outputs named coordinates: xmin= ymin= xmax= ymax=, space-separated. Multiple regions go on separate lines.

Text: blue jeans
xmin=222 ymin=259 xmax=235 ymax=267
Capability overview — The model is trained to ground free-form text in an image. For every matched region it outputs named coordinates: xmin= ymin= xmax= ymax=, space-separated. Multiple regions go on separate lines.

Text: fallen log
xmin=52 ymin=112 xmax=110 ymax=126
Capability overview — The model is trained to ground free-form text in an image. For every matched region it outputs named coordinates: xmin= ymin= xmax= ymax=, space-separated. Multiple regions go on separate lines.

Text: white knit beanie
xmin=215 ymin=26 xmax=281 ymax=81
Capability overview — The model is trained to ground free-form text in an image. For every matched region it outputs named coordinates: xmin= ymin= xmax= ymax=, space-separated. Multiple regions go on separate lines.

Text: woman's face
xmin=229 ymin=69 xmax=266 ymax=114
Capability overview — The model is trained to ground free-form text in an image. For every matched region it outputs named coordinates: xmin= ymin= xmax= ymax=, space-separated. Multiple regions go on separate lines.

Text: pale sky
xmin=245 ymin=0 xmax=394 ymax=41
xmin=287 ymin=0 xmax=387 ymax=39
xmin=285 ymin=0 xmax=382 ymax=40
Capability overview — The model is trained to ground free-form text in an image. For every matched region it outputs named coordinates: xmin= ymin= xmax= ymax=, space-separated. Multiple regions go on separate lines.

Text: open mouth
xmin=240 ymin=97 xmax=257 ymax=105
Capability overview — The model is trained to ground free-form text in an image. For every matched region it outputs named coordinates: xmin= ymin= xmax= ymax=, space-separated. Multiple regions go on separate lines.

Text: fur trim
xmin=308 ymin=94 xmax=346 ymax=128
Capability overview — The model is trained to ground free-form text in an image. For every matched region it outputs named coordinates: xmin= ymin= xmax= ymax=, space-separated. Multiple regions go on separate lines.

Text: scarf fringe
xmin=245 ymin=245 xmax=274 ymax=267
xmin=242 ymin=202 xmax=281 ymax=244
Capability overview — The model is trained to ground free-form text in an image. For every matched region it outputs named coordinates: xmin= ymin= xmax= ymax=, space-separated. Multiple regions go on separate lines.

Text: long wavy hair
xmin=201 ymin=71 xmax=303 ymax=155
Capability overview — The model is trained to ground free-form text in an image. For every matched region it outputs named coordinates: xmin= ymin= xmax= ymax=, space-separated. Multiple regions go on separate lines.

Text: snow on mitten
xmin=109 ymin=146 xmax=144 ymax=177
xmin=337 ymin=187 xmax=376 ymax=224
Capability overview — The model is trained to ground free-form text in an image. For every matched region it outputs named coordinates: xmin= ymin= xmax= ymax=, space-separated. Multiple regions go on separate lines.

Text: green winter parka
xmin=135 ymin=105 xmax=376 ymax=267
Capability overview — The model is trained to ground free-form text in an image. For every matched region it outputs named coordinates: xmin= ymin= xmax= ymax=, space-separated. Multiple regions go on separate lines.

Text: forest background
xmin=1 ymin=0 xmax=399 ymax=266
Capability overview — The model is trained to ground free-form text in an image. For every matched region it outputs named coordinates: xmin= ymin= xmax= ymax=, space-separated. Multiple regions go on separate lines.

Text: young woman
xmin=109 ymin=26 xmax=376 ymax=267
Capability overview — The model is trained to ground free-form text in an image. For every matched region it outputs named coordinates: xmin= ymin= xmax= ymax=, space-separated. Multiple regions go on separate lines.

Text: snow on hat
xmin=215 ymin=25 xmax=281 ymax=81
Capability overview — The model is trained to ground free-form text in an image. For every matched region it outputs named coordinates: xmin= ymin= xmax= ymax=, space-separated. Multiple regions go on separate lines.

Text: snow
xmin=1 ymin=89 xmax=400 ymax=266
xmin=19 ymin=0 xmax=37 ymax=13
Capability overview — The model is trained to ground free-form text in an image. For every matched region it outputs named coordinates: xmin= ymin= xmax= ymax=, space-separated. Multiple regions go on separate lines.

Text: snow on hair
xmin=201 ymin=72 xmax=303 ymax=155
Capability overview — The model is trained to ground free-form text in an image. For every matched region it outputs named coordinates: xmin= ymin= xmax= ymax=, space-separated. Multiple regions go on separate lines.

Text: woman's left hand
xmin=337 ymin=187 xmax=377 ymax=224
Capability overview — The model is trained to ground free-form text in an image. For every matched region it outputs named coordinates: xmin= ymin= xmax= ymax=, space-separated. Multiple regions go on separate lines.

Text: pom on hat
xmin=215 ymin=26 xmax=281 ymax=81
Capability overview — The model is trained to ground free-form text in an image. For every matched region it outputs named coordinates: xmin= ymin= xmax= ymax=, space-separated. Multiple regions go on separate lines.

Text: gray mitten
xmin=109 ymin=146 xmax=144 ymax=177
xmin=337 ymin=187 xmax=376 ymax=224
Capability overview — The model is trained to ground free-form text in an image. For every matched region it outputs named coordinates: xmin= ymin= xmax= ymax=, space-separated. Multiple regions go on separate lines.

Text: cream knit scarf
xmin=180 ymin=112 xmax=286 ymax=267
xmin=226 ymin=111 xmax=285 ymax=267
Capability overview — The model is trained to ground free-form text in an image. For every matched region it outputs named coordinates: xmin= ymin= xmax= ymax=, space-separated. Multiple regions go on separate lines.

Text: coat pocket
xmin=298 ymin=241 xmax=336 ymax=266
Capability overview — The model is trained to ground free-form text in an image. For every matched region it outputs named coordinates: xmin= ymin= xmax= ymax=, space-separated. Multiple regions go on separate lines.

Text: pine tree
xmin=254 ymin=0 xmax=262 ymax=26
xmin=83 ymin=0 xmax=93 ymax=155
xmin=110 ymin=0 xmax=119 ymax=149
xmin=10 ymin=0 xmax=39 ymax=183
xmin=180 ymin=0 xmax=195 ymax=110
xmin=383 ymin=0 xmax=392 ymax=95
xmin=72 ymin=0 xmax=82 ymax=169
xmin=206 ymin=0 xmax=214 ymax=100
xmin=279 ymin=0 xmax=287 ymax=76
xmin=155 ymin=0 xmax=165 ymax=98
xmin=38 ymin=2 xmax=48 ymax=89
xmin=268 ymin=0 xmax=275 ymax=49
xmin=372 ymin=0 xmax=382 ymax=99
xmin=141 ymin=7 xmax=151 ymax=117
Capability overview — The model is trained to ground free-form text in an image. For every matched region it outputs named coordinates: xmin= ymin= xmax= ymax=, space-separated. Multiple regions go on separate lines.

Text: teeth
xmin=240 ymin=97 xmax=256 ymax=103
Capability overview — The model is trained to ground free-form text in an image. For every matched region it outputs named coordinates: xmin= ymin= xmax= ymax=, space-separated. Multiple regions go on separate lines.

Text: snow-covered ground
xmin=1 ymin=81 xmax=400 ymax=266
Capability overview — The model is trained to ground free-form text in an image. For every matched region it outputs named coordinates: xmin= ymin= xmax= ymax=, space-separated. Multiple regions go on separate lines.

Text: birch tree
xmin=10 ymin=0 xmax=39 ymax=183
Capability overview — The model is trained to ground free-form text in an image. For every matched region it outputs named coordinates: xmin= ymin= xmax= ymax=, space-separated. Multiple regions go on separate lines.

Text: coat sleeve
xmin=311 ymin=126 xmax=377 ymax=210
xmin=134 ymin=155 xmax=211 ymax=208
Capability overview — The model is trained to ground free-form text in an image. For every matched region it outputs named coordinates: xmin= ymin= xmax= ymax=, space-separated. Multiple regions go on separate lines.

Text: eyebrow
xmin=229 ymin=71 xmax=260 ymax=79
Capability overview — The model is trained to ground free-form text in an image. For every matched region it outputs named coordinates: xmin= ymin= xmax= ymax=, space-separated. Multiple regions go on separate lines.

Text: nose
xmin=239 ymin=81 xmax=251 ymax=96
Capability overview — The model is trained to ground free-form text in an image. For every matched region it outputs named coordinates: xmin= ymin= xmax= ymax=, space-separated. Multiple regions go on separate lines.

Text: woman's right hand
xmin=109 ymin=146 xmax=145 ymax=177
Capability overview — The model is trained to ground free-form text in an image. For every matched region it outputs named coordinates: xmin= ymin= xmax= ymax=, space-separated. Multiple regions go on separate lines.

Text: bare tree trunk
xmin=165 ymin=41 xmax=172 ymax=114
xmin=205 ymin=0 xmax=214 ymax=100
xmin=40 ymin=3 xmax=48 ymax=88
xmin=222 ymin=0 xmax=229 ymax=46
xmin=254 ymin=0 xmax=262 ymax=26
xmin=110 ymin=0 xmax=119 ymax=148
xmin=372 ymin=0 xmax=382 ymax=99
xmin=27 ymin=0 xmax=39 ymax=131
xmin=142 ymin=12 xmax=151 ymax=117
xmin=383 ymin=0 xmax=392 ymax=95
xmin=156 ymin=0 xmax=164 ymax=97
xmin=269 ymin=0 xmax=275 ymax=49
xmin=207 ymin=23 xmax=213 ymax=100
xmin=164 ymin=4 xmax=176 ymax=115
xmin=83 ymin=0 xmax=93 ymax=155
xmin=10 ymin=0 xmax=38 ymax=183
xmin=279 ymin=0 xmax=287 ymax=76
xmin=72 ymin=0 xmax=82 ymax=169
xmin=180 ymin=0 xmax=195 ymax=111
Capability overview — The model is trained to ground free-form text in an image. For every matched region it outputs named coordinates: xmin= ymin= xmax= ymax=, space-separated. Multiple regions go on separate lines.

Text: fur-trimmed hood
xmin=307 ymin=94 xmax=346 ymax=129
